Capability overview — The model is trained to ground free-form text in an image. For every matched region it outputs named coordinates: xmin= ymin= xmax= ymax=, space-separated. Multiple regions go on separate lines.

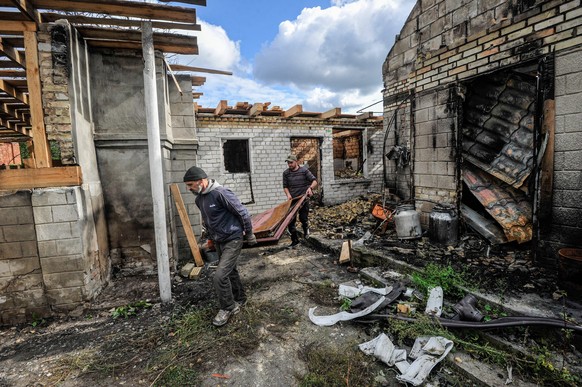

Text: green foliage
xmin=30 ymin=313 xmax=46 ymax=328
xmin=49 ymin=140 xmax=61 ymax=160
xmin=339 ymin=297 xmax=352 ymax=311
xmin=482 ymin=303 xmax=507 ymax=322
xmin=411 ymin=263 xmax=467 ymax=298
xmin=19 ymin=142 xmax=31 ymax=159
xmin=111 ymin=300 xmax=153 ymax=319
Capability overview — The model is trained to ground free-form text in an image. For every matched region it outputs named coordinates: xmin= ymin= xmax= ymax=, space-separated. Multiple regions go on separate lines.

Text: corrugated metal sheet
xmin=463 ymin=165 xmax=532 ymax=243
xmin=462 ymin=71 xmax=537 ymax=189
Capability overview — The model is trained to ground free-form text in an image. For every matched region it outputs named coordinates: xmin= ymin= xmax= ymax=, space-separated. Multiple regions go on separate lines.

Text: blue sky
xmin=169 ymin=0 xmax=416 ymax=114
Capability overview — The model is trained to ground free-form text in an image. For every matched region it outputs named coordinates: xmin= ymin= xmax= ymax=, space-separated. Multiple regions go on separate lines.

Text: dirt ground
xmin=0 ymin=236 xmax=402 ymax=387
xmin=1 ymin=197 xmax=581 ymax=386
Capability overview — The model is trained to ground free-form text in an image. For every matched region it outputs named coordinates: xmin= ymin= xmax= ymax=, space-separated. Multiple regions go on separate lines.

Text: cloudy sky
xmin=169 ymin=0 xmax=416 ymax=114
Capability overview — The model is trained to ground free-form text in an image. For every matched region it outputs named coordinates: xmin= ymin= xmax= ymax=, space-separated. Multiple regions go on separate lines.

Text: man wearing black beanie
xmin=183 ymin=166 xmax=256 ymax=326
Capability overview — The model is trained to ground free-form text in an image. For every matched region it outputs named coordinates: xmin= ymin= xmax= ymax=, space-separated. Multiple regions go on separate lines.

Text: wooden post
xmin=24 ymin=31 xmax=51 ymax=168
xmin=170 ymin=184 xmax=204 ymax=267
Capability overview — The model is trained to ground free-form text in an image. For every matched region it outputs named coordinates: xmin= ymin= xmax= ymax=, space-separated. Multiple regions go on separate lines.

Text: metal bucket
xmin=429 ymin=204 xmax=458 ymax=245
xmin=394 ymin=204 xmax=422 ymax=239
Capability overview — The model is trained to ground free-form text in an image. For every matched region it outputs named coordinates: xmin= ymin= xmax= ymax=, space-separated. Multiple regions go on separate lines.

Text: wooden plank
xmin=214 ymin=100 xmax=228 ymax=116
xmin=320 ymin=107 xmax=341 ymax=119
xmin=169 ymin=64 xmax=232 ymax=75
xmin=339 ymin=240 xmax=352 ymax=264
xmin=24 ymin=31 xmax=51 ymax=168
xmin=30 ymin=0 xmax=198 ymax=24
xmin=0 ymin=20 xmax=37 ymax=32
xmin=158 ymin=0 xmax=206 ymax=6
xmin=42 ymin=13 xmax=201 ymax=31
xmin=0 ymin=166 xmax=82 ymax=189
xmin=10 ymin=0 xmax=42 ymax=24
xmin=86 ymin=40 xmax=198 ymax=55
xmin=249 ymin=103 xmax=263 ymax=117
xmin=0 ymin=37 xmax=26 ymax=68
xmin=284 ymin=104 xmax=303 ymax=118
xmin=191 ymin=76 xmax=206 ymax=86
xmin=170 ymin=183 xmax=204 ymax=267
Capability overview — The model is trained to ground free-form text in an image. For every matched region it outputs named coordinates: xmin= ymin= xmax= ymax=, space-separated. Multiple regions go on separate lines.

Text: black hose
xmin=364 ymin=314 xmax=582 ymax=333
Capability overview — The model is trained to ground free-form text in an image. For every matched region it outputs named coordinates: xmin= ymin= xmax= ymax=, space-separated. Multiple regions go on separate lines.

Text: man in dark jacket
xmin=183 ymin=166 xmax=256 ymax=326
xmin=283 ymin=154 xmax=318 ymax=248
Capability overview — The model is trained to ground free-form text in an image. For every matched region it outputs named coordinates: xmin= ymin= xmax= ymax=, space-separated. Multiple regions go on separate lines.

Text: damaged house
xmin=382 ymin=0 xmax=582 ymax=275
xmin=0 ymin=0 xmax=209 ymax=324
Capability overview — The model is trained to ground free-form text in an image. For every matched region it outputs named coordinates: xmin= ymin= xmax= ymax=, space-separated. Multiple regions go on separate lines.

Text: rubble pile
xmin=310 ymin=196 xmax=556 ymax=296
xmin=310 ymin=194 xmax=384 ymax=239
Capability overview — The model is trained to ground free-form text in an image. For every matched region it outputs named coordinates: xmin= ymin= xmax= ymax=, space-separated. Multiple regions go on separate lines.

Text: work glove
xmin=244 ymin=233 xmax=257 ymax=246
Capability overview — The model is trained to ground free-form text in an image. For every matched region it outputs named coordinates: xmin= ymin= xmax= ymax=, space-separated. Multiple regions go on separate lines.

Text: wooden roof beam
xmin=320 ymin=107 xmax=341 ymax=119
xmin=284 ymin=104 xmax=303 ymax=118
xmin=29 ymin=0 xmax=198 ymax=24
xmin=158 ymin=0 xmax=207 ymax=6
xmin=10 ymin=0 xmax=42 ymax=24
xmin=0 ymin=166 xmax=83 ymax=190
xmin=191 ymin=76 xmax=205 ymax=86
xmin=249 ymin=103 xmax=263 ymax=117
xmin=0 ymin=79 xmax=28 ymax=103
xmin=0 ymin=37 xmax=26 ymax=68
xmin=214 ymin=100 xmax=228 ymax=116
xmin=169 ymin=64 xmax=232 ymax=76
xmin=0 ymin=20 xmax=38 ymax=32
xmin=42 ymin=13 xmax=201 ymax=31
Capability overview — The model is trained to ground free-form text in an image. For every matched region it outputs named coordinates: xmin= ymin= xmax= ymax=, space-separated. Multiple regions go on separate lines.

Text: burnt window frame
xmin=221 ymin=138 xmax=251 ymax=174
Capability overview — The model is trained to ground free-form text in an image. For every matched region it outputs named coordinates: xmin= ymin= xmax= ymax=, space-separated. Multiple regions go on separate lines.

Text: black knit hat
xmin=183 ymin=166 xmax=208 ymax=182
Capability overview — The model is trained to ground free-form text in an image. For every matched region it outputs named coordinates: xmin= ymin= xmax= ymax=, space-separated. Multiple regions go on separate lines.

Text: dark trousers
xmin=288 ymin=201 xmax=310 ymax=242
xmin=214 ymin=238 xmax=246 ymax=311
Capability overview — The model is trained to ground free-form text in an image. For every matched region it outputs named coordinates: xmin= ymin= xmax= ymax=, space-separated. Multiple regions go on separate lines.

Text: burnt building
xmin=382 ymin=0 xmax=582 ymax=269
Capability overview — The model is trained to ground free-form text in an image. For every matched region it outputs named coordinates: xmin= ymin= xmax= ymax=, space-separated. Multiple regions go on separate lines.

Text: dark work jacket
xmin=195 ymin=180 xmax=252 ymax=243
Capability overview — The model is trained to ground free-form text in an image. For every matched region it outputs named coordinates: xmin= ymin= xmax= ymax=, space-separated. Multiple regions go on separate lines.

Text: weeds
xmin=411 ymin=263 xmax=468 ymax=298
xmin=110 ymin=300 xmax=153 ymax=319
xmin=297 ymin=342 xmax=384 ymax=386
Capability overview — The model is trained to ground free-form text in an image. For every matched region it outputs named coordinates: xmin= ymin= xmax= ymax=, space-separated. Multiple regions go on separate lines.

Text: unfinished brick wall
xmin=550 ymin=48 xmax=582 ymax=249
xmin=195 ymin=115 xmax=383 ymax=210
xmin=0 ymin=192 xmax=48 ymax=325
xmin=37 ymin=24 xmax=74 ymax=164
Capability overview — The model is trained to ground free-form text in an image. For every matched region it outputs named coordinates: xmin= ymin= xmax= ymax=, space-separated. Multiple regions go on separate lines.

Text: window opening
xmin=222 ymin=139 xmax=250 ymax=173
xmin=333 ymin=129 xmax=364 ymax=179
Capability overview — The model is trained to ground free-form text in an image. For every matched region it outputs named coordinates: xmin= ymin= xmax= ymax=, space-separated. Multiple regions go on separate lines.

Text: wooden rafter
xmin=21 ymin=0 xmax=198 ymax=24
xmin=0 ymin=37 xmax=26 ymax=68
xmin=10 ymin=0 xmax=43 ymax=24
xmin=170 ymin=64 xmax=232 ymax=76
xmin=42 ymin=13 xmax=201 ymax=32
xmin=284 ymin=104 xmax=303 ymax=118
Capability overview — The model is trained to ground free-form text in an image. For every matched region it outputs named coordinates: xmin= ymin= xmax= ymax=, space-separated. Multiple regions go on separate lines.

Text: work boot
xmin=212 ymin=304 xmax=240 ymax=327
xmin=287 ymin=239 xmax=300 ymax=249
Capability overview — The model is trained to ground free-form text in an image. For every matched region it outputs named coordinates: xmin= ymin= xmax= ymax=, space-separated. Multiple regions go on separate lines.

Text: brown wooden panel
xmin=0 ymin=166 xmax=82 ymax=189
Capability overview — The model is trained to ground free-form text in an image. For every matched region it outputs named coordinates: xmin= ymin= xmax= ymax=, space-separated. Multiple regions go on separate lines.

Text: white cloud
xmin=168 ymin=21 xmax=244 ymax=73
xmin=254 ymin=0 xmax=415 ymax=95
xmin=171 ymin=0 xmax=414 ymax=114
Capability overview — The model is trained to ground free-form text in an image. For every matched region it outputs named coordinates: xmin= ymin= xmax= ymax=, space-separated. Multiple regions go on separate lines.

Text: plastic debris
xmin=338 ymin=281 xmax=392 ymax=298
xmin=308 ymin=296 xmax=386 ymax=326
xmin=424 ymin=286 xmax=443 ymax=317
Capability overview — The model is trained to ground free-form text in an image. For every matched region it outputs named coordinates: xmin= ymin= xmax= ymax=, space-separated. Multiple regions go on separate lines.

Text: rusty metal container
xmin=429 ymin=204 xmax=458 ymax=245
xmin=394 ymin=204 xmax=421 ymax=239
